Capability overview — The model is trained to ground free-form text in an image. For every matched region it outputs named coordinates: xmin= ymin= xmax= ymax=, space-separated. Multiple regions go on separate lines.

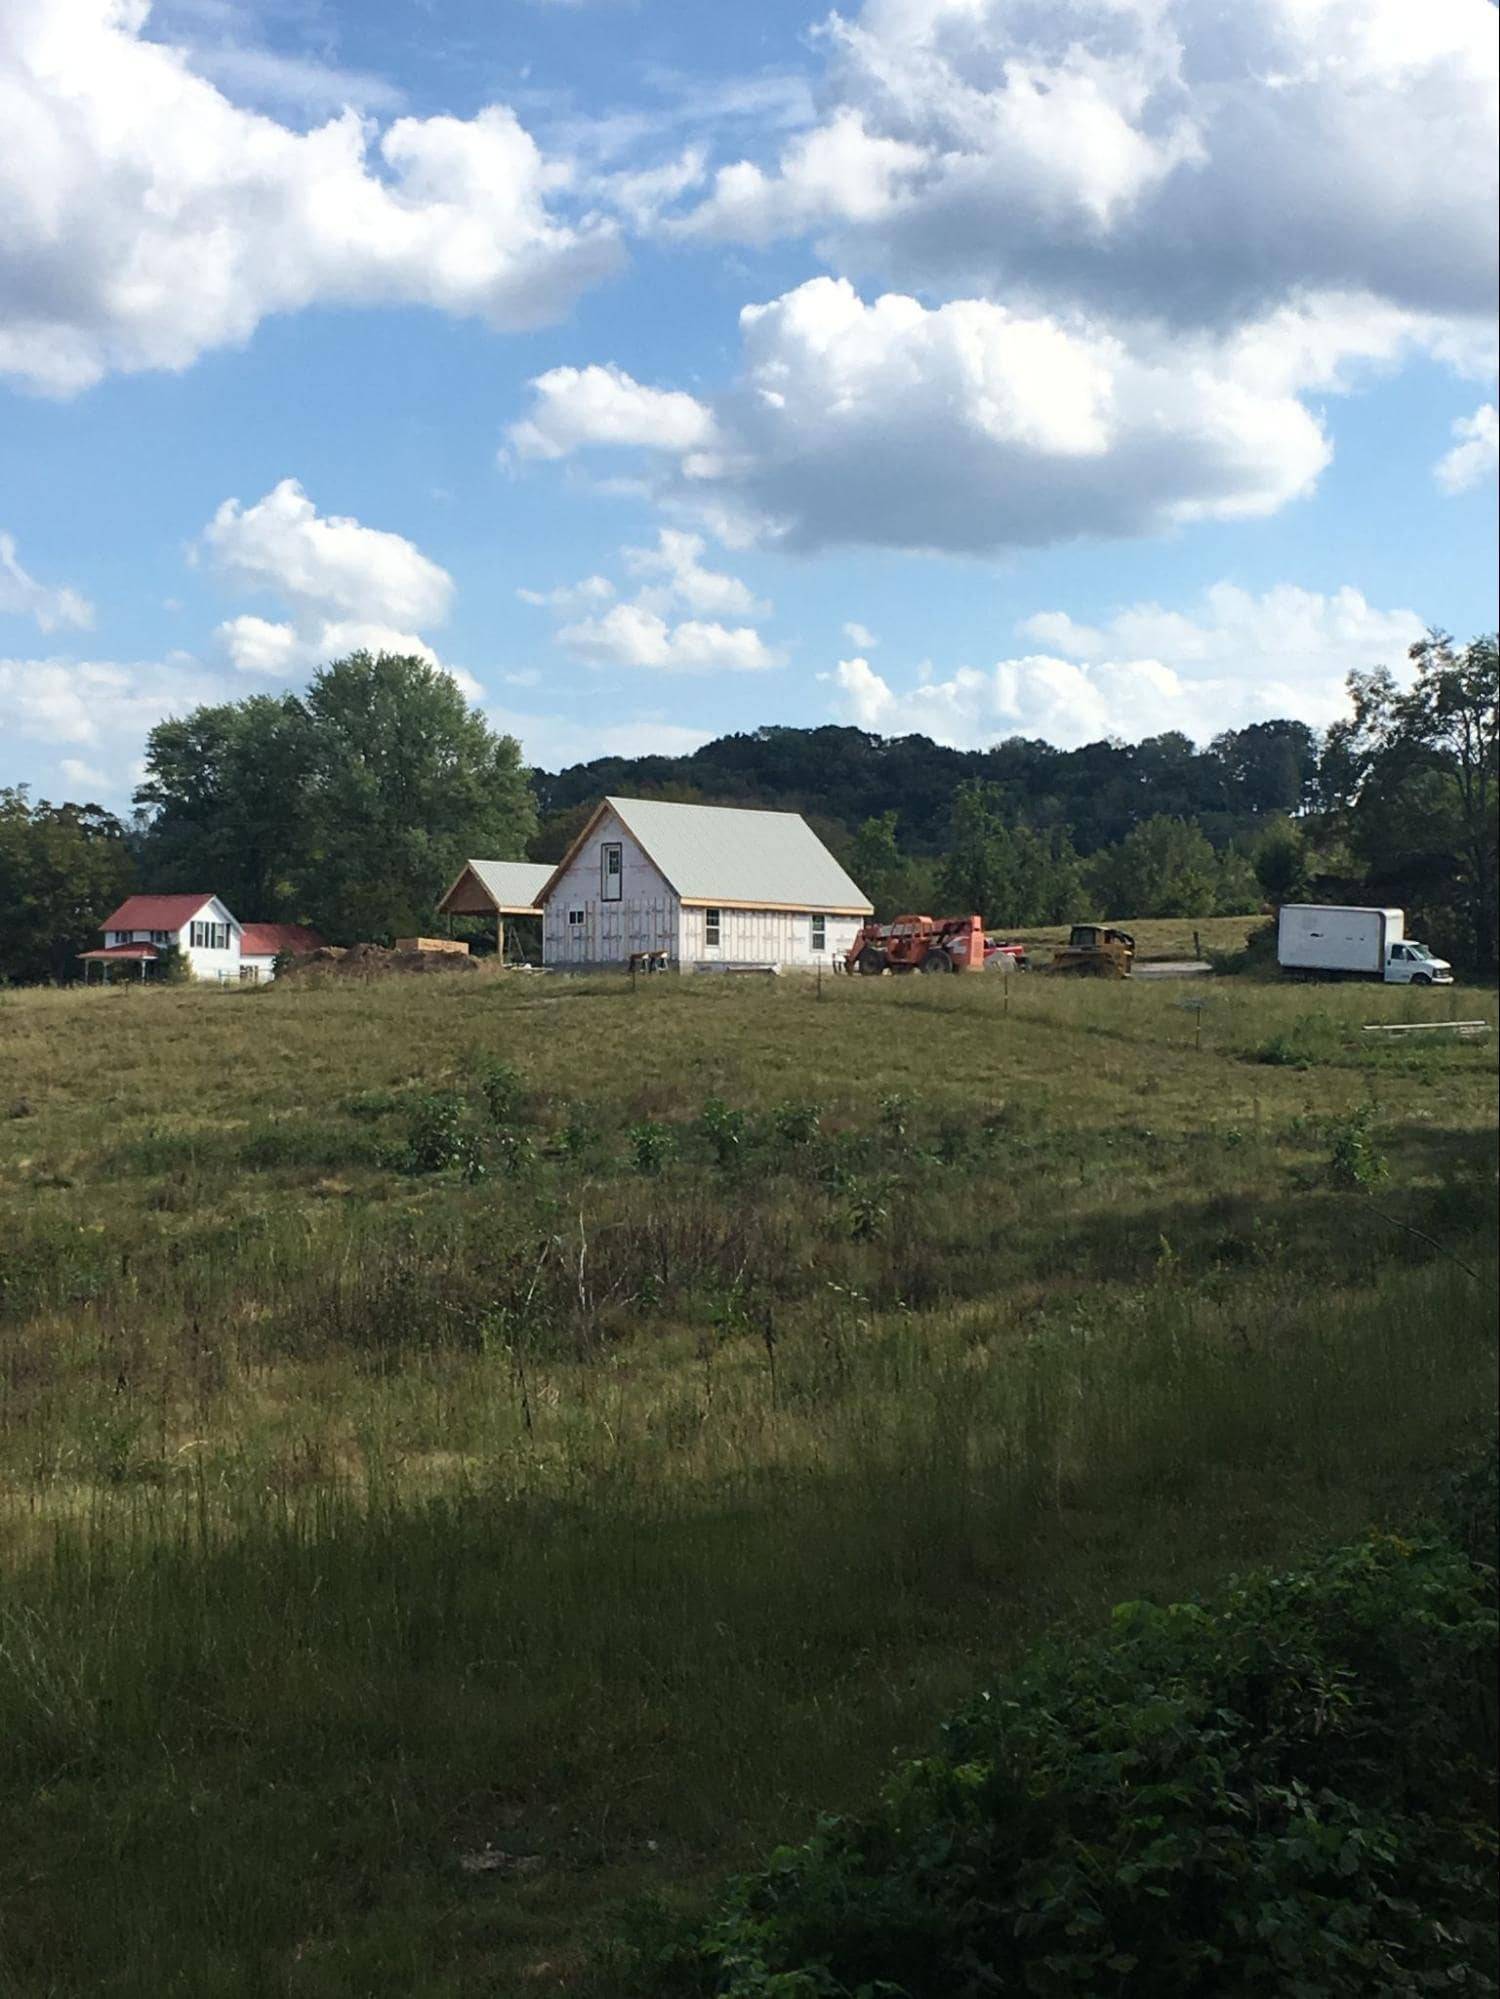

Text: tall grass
xmin=0 ymin=969 xmax=1494 ymax=1993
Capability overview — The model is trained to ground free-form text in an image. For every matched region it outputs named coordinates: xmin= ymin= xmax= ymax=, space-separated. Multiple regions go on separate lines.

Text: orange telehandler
xmin=847 ymin=912 xmax=1009 ymax=975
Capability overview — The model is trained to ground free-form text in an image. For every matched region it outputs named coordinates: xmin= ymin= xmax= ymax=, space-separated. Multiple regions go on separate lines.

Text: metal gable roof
xmin=604 ymin=797 xmax=872 ymax=911
xmin=101 ymin=893 xmax=219 ymax=932
xmin=439 ymin=859 xmax=553 ymax=915
xmin=239 ymin=923 xmax=325 ymax=957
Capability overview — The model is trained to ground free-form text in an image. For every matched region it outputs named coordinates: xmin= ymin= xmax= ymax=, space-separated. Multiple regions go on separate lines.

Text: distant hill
xmin=530 ymin=719 xmax=1319 ymax=862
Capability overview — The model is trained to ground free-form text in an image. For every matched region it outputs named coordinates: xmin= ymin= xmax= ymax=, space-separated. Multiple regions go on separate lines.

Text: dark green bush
xmin=478 ymin=1057 xmax=527 ymax=1126
xmin=623 ymin=1522 xmax=1498 ymax=1997
xmin=405 ymin=1092 xmax=485 ymax=1179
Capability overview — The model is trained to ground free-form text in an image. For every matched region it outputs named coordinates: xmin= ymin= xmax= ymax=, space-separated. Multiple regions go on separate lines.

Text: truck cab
xmin=1384 ymin=941 xmax=1453 ymax=985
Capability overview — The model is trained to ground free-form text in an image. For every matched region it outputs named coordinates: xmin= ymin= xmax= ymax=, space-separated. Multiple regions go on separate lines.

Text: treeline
xmin=0 ymin=632 xmax=1493 ymax=981
xmin=534 ymin=714 xmax=1322 ymax=860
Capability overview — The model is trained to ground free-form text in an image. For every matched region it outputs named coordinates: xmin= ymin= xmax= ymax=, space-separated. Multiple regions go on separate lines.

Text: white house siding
xmin=677 ymin=906 xmax=864 ymax=970
xmin=541 ymin=807 xmax=679 ymax=969
xmin=107 ymin=899 xmax=242 ymax=981
xmin=179 ymin=899 xmax=243 ymax=981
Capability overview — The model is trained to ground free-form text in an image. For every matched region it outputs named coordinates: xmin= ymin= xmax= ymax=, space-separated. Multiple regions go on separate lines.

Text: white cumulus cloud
xmin=0 ymin=533 xmax=94 ymax=633
xmin=828 ymin=583 xmax=1425 ymax=749
xmin=556 ymin=601 xmax=778 ymax=672
xmin=1434 ymin=403 xmax=1499 ymax=494
xmin=0 ymin=0 xmax=619 ymax=395
xmin=519 ymin=276 xmax=1487 ymax=554
xmin=517 ymin=575 xmax=617 ymax=612
xmin=0 ymin=650 xmax=222 ymax=755
xmin=202 ymin=478 xmax=453 ymax=629
xmin=198 ymin=479 xmax=481 ymax=694
xmin=506 ymin=363 xmax=720 ymax=460
xmin=680 ymin=0 xmax=1497 ymax=346
xmin=622 ymin=528 xmax=767 ymax=618
xmin=701 ymin=277 xmax=1337 ymax=551
xmin=524 ymin=527 xmax=777 ymax=672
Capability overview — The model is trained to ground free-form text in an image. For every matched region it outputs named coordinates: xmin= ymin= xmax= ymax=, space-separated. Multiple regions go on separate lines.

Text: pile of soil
xmin=276 ymin=942 xmax=483 ymax=984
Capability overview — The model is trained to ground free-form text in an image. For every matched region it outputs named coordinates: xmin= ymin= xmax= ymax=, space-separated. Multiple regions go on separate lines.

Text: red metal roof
xmin=240 ymin=923 xmax=324 ymax=957
xmin=79 ymin=943 xmax=160 ymax=960
xmin=101 ymin=893 xmax=217 ymax=932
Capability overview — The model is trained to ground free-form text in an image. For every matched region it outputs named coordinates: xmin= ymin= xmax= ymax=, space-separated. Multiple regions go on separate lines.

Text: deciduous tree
xmin=0 ymin=788 xmax=135 ymax=983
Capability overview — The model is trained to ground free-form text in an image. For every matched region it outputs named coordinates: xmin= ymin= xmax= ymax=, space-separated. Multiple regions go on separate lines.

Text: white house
xmin=80 ymin=895 xmax=322 ymax=983
xmin=535 ymin=797 xmax=872 ymax=972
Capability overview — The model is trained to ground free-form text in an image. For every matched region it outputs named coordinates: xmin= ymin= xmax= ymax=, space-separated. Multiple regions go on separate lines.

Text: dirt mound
xmin=276 ymin=942 xmax=483 ymax=984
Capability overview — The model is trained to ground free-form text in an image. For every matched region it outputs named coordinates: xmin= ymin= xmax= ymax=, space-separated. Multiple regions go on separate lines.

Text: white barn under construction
xmin=535 ymin=797 xmax=871 ymax=972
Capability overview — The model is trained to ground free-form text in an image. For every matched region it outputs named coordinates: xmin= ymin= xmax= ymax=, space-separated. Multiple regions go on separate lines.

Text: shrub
xmin=699 ymin=1098 xmax=750 ymax=1168
xmin=772 ymin=1100 xmax=822 ymax=1148
xmin=405 ymin=1092 xmax=485 ymax=1179
xmin=1328 ymin=1104 xmax=1388 ymax=1188
xmin=559 ymin=1101 xmax=599 ymax=1161
xmin=154 ymin=942 xmax=193 ymax=985
xmin=478 ymin=1058 xmax=526 ymax=1126
xmin=624 ymin=1527 xmax=1499 ymax=1997
xmin=628 ymin=1121 xmax=674 ymax=1176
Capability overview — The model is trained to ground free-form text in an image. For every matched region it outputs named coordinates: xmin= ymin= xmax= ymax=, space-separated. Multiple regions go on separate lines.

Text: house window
xmin=152 ymin=931 xmax=171 ymax=944
xmin=567 ymin=909 xmax=585 ymax=926
xmin=811 ymin=915 xmax=826 ymax=953
xmin=191 ymin=920 xmax=229 ymax=950
xmin=601 ymin=842 xmax=623 ymax=902
xmin=705 ymin=908 xmax=721 ymax=948
xmin=190 ymin=921 xmax=204 ymax=948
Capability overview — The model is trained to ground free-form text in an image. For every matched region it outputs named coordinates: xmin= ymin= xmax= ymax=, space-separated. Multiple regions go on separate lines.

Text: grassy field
xmin=0 ymin=960 xmax=1495 ymax=1995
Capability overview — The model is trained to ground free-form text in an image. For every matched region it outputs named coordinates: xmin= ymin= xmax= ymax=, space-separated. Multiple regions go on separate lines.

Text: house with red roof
xmin=80 ymin=895 xmax=323 ymax=984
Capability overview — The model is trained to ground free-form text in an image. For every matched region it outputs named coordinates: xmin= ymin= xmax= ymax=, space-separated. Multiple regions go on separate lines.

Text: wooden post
xmin=496 ymin=913 xmax=505 ymax=963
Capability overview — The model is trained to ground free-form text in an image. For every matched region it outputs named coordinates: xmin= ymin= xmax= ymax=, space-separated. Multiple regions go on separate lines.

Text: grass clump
xmin=626 ymin=1511 xmax=1499 ymax=1998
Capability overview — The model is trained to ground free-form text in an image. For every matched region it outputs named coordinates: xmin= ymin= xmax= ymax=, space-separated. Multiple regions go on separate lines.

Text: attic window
xmin=601 ymin=842 xmax=623 ymax=902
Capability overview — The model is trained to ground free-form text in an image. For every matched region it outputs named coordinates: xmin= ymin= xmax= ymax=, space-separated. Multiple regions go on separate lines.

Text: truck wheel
xmin=1411 ymin=972 xmax=1432 ymax=985
xmin=856 ymin=947 xmax=887 ymax=976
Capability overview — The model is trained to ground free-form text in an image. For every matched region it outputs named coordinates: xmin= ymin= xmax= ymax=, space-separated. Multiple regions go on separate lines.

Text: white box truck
xmin=1276 ymin=904 xmax=1453 ymax=984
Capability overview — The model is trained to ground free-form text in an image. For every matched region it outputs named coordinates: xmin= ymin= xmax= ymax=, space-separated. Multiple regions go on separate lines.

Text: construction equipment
xmin=1049 ymin=924 xmax=1136 ymax=978
xmin=847 ymin=912 xmax=990 ymax=975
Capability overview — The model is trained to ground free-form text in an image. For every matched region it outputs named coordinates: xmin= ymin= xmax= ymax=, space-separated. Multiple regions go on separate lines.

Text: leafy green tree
xmin=1209 ymin=719 xmax=1319 ymax=815
xmin=1400 ymin=631 xmax=1498 ymax=969
xmin=849 ymin=811 xmax=906 ymax=918
xmin=1214 ymin=848 xmax=1263 ymax=915
xmin=1090 ymin=815 xmax=1221 ymax=918
xmin=939 ymin=782 xmax=1017 ymax=921
xmin=1253 ymin=819 xmax=1311 ymax=905
xmin=300 ymin=653 xmax=537 ymax=941
xmin=938 ymin=784 xmax=1086 ymax=925
xmin=131 ymin=656 xmax=537 ymax=944
xmin=0 ymin=787 xmax=136 ymax=984
xmin=1328 ymin=633 xmax=1498 ymax=970
xmin=135 ymin=694 xmax=314 ymax=918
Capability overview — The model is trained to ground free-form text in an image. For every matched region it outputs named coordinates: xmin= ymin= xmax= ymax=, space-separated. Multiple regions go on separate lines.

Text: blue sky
xmin=2 ymin=0 xmax=1496 ymax=808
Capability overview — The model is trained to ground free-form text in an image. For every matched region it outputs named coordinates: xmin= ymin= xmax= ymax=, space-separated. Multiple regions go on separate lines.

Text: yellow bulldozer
xmin=1049 ymin=923 xmax=1136 ymax=977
